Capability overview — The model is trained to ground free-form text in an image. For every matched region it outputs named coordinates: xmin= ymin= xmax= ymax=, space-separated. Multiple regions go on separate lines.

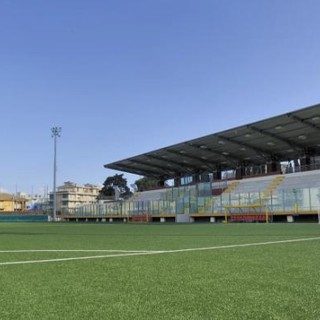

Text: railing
xmin=64 ymin=186 xmax=320 ymax=217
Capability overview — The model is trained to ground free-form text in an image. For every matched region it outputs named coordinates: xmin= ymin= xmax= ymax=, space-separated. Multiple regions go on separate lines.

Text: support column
xmin=193 ymin=173 xmax=200 ymax=184
xmin=213 ymin=168 xmax=222 ymax=180
xmin=235 ymin=167 xmax=244 ymax=180
xmin=158 ymin=179 xmax=165 ymax=188
xmin=266 ymin=160 xmax=280 ymax=173
xmin=200 ymin=172 xmax=210 ymax=182
xmin=300 ymin=155 xmax=311 ymax=171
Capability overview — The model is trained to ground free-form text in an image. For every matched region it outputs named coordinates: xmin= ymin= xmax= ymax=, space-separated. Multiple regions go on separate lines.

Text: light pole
xmin=51 ymin=127 xmax=61 ymax=222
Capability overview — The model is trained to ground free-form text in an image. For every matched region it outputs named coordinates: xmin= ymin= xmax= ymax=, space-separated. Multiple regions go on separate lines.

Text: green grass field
xmin=0 ymin=222 xmax=319 ymax=320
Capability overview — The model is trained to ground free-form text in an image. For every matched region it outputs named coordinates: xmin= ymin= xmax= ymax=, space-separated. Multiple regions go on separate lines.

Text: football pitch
xmin=0 ymin=223 xmax=319 ymax=320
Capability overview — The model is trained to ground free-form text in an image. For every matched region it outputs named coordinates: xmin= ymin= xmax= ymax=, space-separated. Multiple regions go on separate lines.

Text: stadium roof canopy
xmin=105 ymin=103 xmax=320 ymax=180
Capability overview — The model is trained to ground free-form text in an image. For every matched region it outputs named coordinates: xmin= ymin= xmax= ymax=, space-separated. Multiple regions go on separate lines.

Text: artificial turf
xmin=0 ymin=222 xmax=319 ymax=320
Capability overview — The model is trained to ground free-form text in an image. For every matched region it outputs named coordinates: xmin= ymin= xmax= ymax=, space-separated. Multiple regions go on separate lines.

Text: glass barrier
xmin=67 ymin=184 xmax=320 ymax=217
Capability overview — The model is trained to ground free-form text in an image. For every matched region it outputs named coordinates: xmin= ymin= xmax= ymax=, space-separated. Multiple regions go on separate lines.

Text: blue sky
xmin=1 ymin=0 xmax=320 ymax=195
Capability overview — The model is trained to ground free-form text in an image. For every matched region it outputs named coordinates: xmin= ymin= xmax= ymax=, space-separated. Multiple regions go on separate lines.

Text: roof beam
xmin=128 ymin=159 xmax=177 ymax=176
xmin=186 ymin=142 xmax=241 ymax=166
xmin=287 ymin=113 xmax=320 ymax=132
xmin=107 ymin=163 xmax=167 ymax=179
xmin=145 ymin=154 xmax=201 ymax=171
xmin=165 ymin=149 xmax=217 ymax=172
xmin=248 ymin=125 xmax=304 ymax=152
xmin=216 ymin=134 xmax=274 ymax=160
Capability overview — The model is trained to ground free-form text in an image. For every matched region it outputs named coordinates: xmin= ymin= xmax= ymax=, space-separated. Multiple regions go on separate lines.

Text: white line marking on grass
xmin=0 ymin=236 xmax=319 ymax=266
xmin=0 ymin=252 xmax=161 ymax=266
xmin=163 ymin=236 xmax=320 ymax=253
xmin=0 ymin=249 xmax=159 ymax=253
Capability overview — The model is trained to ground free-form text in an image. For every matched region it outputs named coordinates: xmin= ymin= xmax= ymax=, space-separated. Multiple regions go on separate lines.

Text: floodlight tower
xmin=51 ymin=127 xmax=61 ymax=222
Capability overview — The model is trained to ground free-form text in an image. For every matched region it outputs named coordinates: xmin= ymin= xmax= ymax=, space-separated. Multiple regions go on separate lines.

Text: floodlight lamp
xmin=51 ymin=127 xmax=62 ymax=138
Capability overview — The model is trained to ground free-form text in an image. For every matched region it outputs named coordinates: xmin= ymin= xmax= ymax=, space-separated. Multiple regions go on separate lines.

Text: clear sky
xmin=1 ymin=0 xmax=320 ymax=195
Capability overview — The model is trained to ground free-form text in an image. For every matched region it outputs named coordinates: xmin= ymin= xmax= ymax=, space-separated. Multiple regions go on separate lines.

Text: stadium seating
xmin=230 ymin=175 xmax=279 ymax=193
xmin=276 ymin=170 xmax=320 ymax=190
xmin=132 ymin=189 xmax=167 ymax=201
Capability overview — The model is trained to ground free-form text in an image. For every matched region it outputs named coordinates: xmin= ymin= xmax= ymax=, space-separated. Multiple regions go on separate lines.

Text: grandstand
xmin=276 ymin=170 xmax=320 ymax=190
xmin=64 ymin=103 xmax=320 ymax=223
xmin=132 ymin=189 xmax=167 ymax=202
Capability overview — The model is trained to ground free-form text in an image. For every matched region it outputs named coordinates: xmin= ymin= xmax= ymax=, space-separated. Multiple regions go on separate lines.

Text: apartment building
xmin=50 ymin=182 xmax=100 ymax=214
xmin=0 ymin=193 xmax=27 ymax=212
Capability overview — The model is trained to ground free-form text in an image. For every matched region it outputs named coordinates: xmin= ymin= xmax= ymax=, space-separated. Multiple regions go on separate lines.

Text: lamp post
xmin=51 ymin=127 xmax=61 ymax=222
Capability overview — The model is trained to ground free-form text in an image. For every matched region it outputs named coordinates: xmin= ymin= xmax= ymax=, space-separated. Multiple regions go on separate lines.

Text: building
xmin=0 ymin=193 xmax=27 ymax=212
xmin=50 ymin=182 xmax=100 ymax=214
xmin=22 ymin=192 xmax=50 ymax=211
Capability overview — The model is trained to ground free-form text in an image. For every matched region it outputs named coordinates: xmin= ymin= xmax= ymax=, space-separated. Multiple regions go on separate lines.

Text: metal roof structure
xmin=105 ymin=103 xmax=320 ymax=179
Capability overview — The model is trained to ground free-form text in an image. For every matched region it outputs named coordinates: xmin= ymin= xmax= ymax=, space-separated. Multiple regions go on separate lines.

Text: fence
xmin=66 ymin=184 xmax=320 ymax=217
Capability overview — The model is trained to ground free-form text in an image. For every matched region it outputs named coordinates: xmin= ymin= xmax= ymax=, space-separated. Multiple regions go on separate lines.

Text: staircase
xmin=223 ymin=181 xmax=240 ymax=194
xmin=262 ymin=175 xmax=285 ymax=198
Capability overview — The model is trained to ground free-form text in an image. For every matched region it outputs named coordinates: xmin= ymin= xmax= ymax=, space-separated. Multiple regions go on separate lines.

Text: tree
xmin=99 ymin=174 xmax=132 ymax=199
xmin=135 ymin=176 xmax=162 ymax=191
